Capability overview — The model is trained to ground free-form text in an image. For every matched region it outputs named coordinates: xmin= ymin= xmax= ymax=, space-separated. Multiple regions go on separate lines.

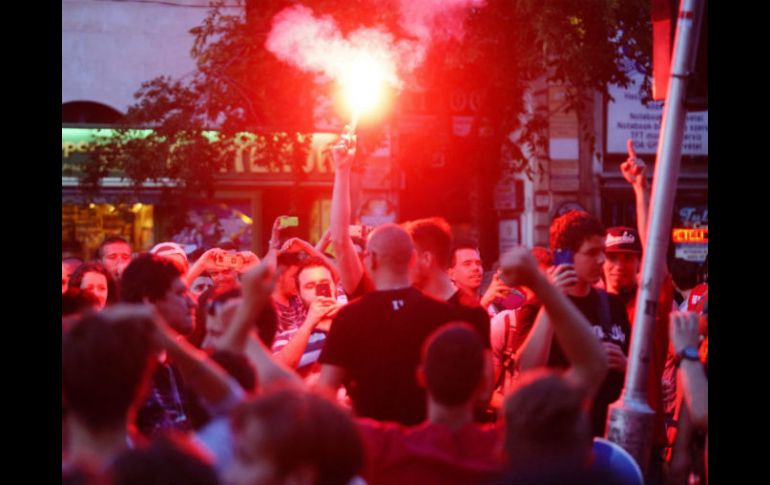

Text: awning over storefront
xmin=62 ymin=126 xmax=340 ymax=187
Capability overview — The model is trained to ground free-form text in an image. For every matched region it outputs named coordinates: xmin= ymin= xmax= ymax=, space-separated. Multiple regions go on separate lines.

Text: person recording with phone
xmin=271 ymin=257 xmax=345 ymax=378
xmin=261 ymin=214 xmax=345 ymax=340
xmin=488 ymin=247 xmax=553 ymax=410
xmin=516 ymin=210 xmax=630 ymax=438
xmin=449 ymin=242 xmax=525 ymax=317
xmin=184 ymin=244 xmax=260 ymax=294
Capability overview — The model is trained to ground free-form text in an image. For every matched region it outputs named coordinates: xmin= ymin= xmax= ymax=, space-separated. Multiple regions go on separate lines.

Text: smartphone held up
xmin=553 ymin=249 xmax=574 ymax=267
xmin=278 ymin=216 xmax=299 ymax=230
xmin=215 ymin=252 xmax=245 ymax=271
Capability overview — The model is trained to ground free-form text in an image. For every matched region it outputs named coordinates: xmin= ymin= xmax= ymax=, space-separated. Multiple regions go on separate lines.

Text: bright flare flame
xmin=341 ymin=57 xmax=386 ymax=130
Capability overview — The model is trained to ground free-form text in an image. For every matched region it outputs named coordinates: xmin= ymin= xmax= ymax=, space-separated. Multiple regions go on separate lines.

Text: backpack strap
xmin=496 ymin=312 xmax=517 ymax=391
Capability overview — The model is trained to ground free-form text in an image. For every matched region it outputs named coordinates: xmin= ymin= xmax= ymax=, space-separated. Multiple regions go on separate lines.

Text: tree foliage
xmin=440 ymin=0 xmax=651 ymax=176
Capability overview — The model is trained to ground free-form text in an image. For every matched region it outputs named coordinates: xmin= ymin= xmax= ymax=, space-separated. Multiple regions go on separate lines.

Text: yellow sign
xmin=224 ymin=133 xmax=337 ymax=176
xmin=672 ymin=227 xmax=708 ymax=244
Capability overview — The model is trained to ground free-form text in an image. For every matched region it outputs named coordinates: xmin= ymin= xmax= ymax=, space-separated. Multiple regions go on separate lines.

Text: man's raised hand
xmin=620 ymin=138 xmax=647 ymax=187
xmin=498 ymin=247 xmax=543 ymax=290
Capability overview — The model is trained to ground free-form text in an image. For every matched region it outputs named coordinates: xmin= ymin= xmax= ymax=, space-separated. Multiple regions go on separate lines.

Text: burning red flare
xmin=265 ymin=2 xmax=488 ymax=131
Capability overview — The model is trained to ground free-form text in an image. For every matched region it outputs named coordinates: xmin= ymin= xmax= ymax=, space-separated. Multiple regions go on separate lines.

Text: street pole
xmin=605 ymin=0 xmax=705 ymax=474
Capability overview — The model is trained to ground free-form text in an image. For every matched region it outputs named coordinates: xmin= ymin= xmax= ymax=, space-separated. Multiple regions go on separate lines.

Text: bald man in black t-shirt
xmin=318 ymin=224 xmax=490 ymax=425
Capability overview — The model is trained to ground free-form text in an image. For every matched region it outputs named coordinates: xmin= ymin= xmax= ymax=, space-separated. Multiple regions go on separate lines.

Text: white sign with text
xmin=499 ymin=219 xmax=520 ymax=255
xmin=607 ymin=70 xmax=708 ymax=156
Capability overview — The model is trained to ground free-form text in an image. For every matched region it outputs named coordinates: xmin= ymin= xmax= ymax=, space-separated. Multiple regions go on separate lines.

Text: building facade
xmin=63 ymin=1 xmax=707 ymax=266
xmin=62 ymin=0 xmax=401 ymax=258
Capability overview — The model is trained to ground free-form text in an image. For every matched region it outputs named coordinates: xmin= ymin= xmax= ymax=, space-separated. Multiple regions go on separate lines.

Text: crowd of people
xmin=62 ymin=131 xmax=708 ymax=485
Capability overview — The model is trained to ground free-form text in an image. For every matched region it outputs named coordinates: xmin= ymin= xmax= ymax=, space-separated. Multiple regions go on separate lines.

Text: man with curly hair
xmin=517 ymin=211 xmax=631 ymax=437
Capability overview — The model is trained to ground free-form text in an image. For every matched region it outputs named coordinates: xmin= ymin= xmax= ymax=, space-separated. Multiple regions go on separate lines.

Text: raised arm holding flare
xmin=329 ymin=127 xmax=365 ymax=294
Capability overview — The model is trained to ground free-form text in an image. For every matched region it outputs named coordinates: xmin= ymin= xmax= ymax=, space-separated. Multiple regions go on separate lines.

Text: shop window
xmin=167 ymin=201 xmax=255 ymax=252
xmin=309 ymin=198 xmax=332 ymax=245
xmin=62 ymin=203 xmax=153 ymax=259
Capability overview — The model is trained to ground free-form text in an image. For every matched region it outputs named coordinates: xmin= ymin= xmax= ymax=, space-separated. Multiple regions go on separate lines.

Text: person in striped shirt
xmin=271 ymin=257 xmax=344 ymax=377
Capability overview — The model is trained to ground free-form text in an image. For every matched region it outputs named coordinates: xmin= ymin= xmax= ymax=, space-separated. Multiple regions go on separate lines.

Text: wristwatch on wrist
xmin=675 ymin=346 xmax=700 ymax=367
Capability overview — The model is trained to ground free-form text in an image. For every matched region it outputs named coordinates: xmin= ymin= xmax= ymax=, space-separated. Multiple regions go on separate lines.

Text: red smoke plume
xmin=265 ymin=1 xmax=487 ymax=91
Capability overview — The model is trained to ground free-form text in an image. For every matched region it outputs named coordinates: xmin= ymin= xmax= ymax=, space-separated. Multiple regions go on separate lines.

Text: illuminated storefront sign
xmin=672 ymin=227 xmax=708 ymax=244
xmin=62 ymin=128 xmax=338 ymax=181
xmin=672 ymin=226 xmax=708 ymax=263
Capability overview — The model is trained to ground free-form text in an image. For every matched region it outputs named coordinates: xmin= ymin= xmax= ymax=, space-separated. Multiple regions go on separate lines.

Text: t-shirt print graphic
xmin=592 ymin=324 xmax=627 ymax=344
xmin=608 ymin=324 xmax=627 ymax=344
